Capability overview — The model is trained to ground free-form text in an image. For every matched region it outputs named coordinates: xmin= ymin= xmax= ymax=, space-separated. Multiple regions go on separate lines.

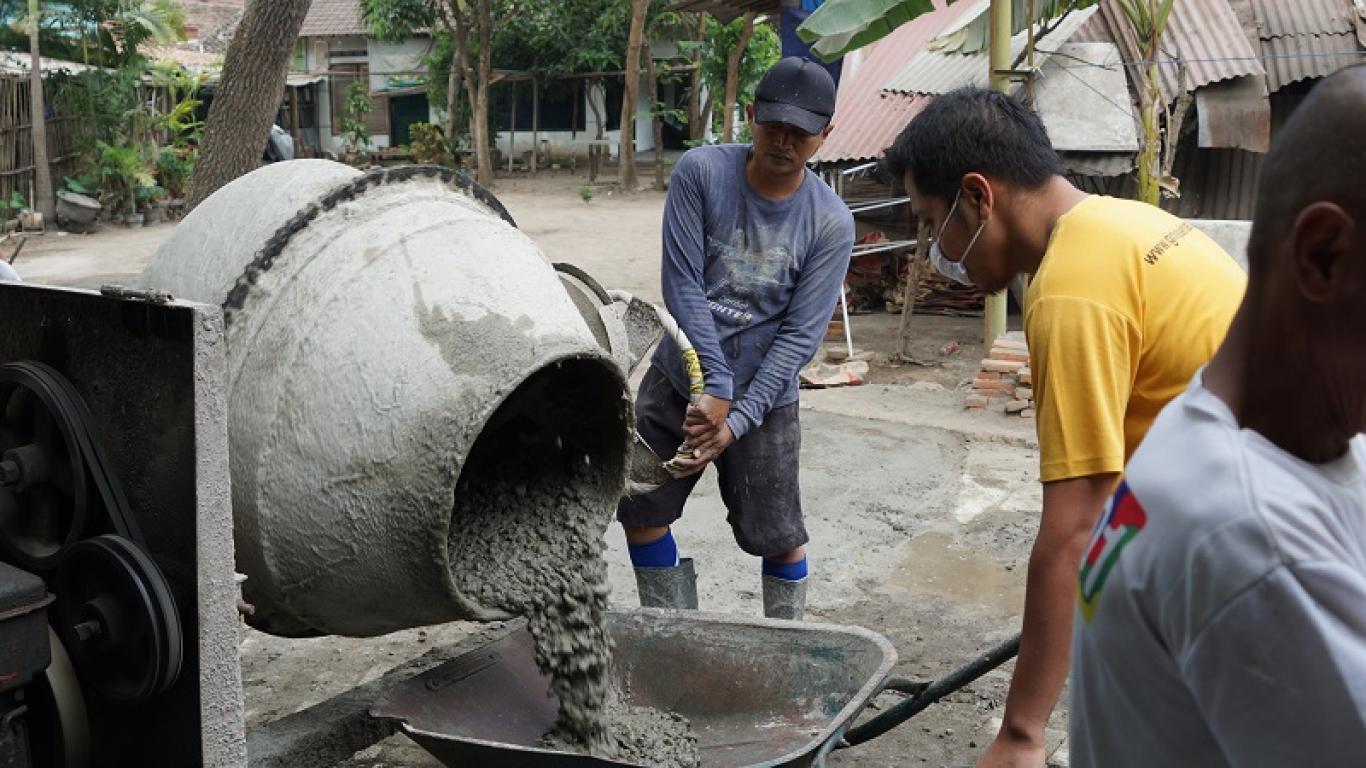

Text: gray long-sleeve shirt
xmin=653 ymin=144 xmax=854 ymax=439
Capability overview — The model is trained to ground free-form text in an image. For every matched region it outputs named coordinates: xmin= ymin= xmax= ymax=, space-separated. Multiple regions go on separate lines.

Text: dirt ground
xmin=13 ymin=169 xmax=1065 ymax=767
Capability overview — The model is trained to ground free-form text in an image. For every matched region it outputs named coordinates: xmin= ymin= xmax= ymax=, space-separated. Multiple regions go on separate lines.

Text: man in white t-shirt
xmin=1070 ymin=65 xmax=1366 ymax=767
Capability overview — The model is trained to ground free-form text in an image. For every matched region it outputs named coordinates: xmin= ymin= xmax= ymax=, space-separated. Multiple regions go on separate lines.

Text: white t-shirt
xmin=1070 ymin=374 xmax=1366 ymax=768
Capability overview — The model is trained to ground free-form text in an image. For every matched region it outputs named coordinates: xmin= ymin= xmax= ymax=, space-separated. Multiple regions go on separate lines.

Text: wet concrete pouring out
xmin=447 ymin=364 xmax=700 ymax=767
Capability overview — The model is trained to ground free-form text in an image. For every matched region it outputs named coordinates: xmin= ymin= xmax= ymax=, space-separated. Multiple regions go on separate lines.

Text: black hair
xmin=880 ymin=87 xmax=1064 ymax=203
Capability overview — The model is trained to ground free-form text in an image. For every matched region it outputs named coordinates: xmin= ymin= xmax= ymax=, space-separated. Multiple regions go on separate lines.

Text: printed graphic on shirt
xmin=1079 ymin=480 xmax=1148 ymax=622
xmin=705 ymin=229 xmax=796 ymax=328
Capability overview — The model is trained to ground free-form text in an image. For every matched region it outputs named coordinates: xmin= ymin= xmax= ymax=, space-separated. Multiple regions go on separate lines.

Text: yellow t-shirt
xmin=1025 ymin=196 xmax=1246 ymax=483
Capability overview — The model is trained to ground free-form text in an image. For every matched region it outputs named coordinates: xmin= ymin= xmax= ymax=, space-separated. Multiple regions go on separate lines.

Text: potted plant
xmin=138 ymin=184 xmax=169 ymax=224
xmin=155 ymin=145 xmax=195 ymax=216
xmin=95 ymin=141 xmax=155 ymax=228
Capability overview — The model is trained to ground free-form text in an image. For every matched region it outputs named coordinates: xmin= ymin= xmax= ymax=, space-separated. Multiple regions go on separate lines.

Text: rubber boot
xmin=634 ymin=557 xmax=699 ymax=609
xmin=762 ymin=575 xmax=807 ymax=621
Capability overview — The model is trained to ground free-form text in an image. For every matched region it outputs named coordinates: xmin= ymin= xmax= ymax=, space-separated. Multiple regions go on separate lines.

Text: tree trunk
xmin=721 ymin=11 xmax=757 ymax=144
xmin=896 ymin=219 xmax=931 ymax=359
xmin=619 ymin=0 xmax=650 ymax=191
xmin=473 ymin=0 xmax=494 ymax=186
xmin=530 ymin=76 xmax=539 ymax=177
xmin=450 ymin=2 xmax=479 ymax=175
xmin=643 ymin=38 xmax=664 ymax=191
xmin=186 ymin=0 xmax=311 ymax=212
xmin=587 ymin=79 xmax=605 ymax=182
xmin=438 ymin=9 xmax=461 ymax=145
xmin=688 ymin=14 xmax=705 ymax=143
xmin=27 ymin=0 xmax=53 ymax=222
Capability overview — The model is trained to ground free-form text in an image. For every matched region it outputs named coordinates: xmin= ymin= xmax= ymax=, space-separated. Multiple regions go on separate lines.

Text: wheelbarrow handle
xmin=839 ymin=632 xmax=1022 ymax=748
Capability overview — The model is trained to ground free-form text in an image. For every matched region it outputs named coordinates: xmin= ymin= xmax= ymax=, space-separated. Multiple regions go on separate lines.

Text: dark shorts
xmin=617 ymin=366 xmax=808 ymax=557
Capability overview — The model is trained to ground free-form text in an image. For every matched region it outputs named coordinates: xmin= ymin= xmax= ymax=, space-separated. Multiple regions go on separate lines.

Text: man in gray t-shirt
xmin=618 ymin=58 xmax=853 ymax=620
xmin=1071 ymin=65 xmax=1366 ymax=768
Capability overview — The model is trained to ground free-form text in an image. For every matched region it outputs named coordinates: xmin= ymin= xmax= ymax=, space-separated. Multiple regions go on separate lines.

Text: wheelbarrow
xmin=371 ymin=609 xmax=1020 ymax=767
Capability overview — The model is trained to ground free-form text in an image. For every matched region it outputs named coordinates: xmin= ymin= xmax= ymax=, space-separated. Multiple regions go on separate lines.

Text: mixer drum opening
xmin=447 ymin=357 xmax=629 ymax=610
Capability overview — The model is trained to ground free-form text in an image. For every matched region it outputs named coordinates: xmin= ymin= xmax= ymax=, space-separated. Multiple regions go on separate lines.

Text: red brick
xmin=974 ymin=379 xmax=1016 ymax=394
xmin=1020 ymin=408 xmax=1036 ymax=419
xmin=1005 ymin=399 xmax=1030 ymax=414
xmin=1015 ymin=386 xmax=1033 ymax=400
xmin=990 ymin=350 xmax=1030 ymax=363
xmin=965 ymin=394 xmax=989 ymax=409
xmin=981 ymin=359 xmax=1026 ymax=374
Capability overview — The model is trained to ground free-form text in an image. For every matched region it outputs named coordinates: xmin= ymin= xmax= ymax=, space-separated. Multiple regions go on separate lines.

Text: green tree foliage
xmin=340 ymin=79 xmax=374 ymax=157
xmin=692 ymin=15 xmax=779 ymax=137
xmin=361 ymin=0 xmax=432 ymax=43
xmin=0 ymin=1 xmax=186 ymax=67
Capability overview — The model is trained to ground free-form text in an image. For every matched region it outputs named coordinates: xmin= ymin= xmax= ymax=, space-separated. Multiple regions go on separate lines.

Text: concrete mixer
xmin=138 ymin=160 xmax=637 ymax=638
xmin=0 ymin=162 xmax=1034 ymax=768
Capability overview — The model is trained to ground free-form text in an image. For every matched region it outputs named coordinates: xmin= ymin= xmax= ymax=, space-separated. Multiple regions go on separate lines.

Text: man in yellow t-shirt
xmin=881 ymin=87 xmax=1246 ymax=767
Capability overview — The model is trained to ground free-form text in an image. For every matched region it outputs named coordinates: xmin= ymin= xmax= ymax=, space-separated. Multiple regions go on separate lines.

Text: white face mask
xmin=929 ymin=186 xmax=986 ymax=287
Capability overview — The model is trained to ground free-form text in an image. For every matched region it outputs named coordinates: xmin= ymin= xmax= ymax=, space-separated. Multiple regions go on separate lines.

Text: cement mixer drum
xmin=140 ymin=162 xmax=629 ymax=637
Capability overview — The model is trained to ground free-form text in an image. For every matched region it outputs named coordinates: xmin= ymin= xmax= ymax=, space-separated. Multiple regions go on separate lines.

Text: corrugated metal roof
xmin=299 ymin=0 xmax=368 ymax=38
xmin=0 ymin=52 xmax=99 ymax=76
xmin=1250 ymin=0 xmax=1355 ymax=38
xmin=1262 ymin=32 xmax=1363 ymax=90
xmin=1097 ymin=0 xmax=1263 ymax=101
xmin=882 ymin=5 xmax=1098 ymax=94
xmin=1167 ymin=145 xmax=1263 ymax=220
xmin=812 ymin=0 xmax=979 ymax=165
xmin=1196 ymin=76 xmax=1270 ymax=152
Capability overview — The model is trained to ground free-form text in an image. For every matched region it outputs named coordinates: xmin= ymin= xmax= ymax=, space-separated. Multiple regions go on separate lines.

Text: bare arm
xmin=979 ymin=473 xmax=1117 ymax=767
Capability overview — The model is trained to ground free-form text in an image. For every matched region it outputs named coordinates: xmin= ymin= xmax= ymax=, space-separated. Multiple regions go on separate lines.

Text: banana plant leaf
xmin=798 ymin=0 xmax=1099 ymax=61
xmin=796 ymin=0 xmax=952 ymax=62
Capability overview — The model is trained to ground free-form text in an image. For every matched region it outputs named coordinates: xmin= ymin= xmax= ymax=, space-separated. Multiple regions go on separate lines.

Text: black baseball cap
xmin=753 ymin=57 xmax=837 ymax=135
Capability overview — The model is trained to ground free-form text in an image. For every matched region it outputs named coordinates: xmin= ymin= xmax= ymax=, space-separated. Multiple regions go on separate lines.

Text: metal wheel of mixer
xmin=24 ymin=627 xmax=92 ymax=768
xmin=52 ymin=534 xmax=183 ymax=702
xmin=0 ymin=365 xmax=90 ymax=571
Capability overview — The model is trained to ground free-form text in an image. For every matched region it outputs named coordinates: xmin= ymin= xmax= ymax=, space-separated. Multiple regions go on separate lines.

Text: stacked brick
xmin=965 ymin=331 xmax=1034 ymax=418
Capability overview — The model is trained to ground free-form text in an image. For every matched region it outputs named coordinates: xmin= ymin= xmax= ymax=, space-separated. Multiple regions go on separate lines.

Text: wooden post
xmin=983 ymin=0 xmax=1011 ymax=349
xmin=530 ymin=75 xmax=539 ymax=177
xmin=289 ymin=87 xmax=302 ymax=154
xmin=508 ymin=80 xmax=516 ymax=174
xmin=896 ymin=218 xmax=931 ymax=360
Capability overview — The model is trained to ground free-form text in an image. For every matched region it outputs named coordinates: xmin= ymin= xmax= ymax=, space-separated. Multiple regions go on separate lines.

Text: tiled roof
xmin=299 ymin=0 xmax=369 ymax=37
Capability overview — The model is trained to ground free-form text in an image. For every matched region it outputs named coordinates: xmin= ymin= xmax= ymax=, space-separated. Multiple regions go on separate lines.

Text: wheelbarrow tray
xmin=371 ymin=608 xmax=897 ymax=768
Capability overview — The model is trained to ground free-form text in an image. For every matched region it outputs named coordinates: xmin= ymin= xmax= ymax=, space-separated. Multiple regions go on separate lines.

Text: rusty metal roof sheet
xmin=1097 ymin=0 xmax=1263 ymax=101
xmin=1262 ymin=31 xmax=1363 ymax=90
xmin=812 ymin=0 xmax=979 ymax=165
xmin=1250 ymin=0 xmax=1355 ymax=38
xmin=882 ymin=5 xmax=1098 ymax=94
